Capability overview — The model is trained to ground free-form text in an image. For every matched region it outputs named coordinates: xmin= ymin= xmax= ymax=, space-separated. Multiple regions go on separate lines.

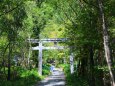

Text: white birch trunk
xmin=98 ymin=0 xmax=115 ymax=85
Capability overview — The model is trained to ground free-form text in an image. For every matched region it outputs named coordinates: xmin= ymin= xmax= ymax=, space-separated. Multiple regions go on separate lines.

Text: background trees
xmin=0 ymin=0 xmax=115 ymax=86
xmin=51 ymin=0 xmax=115 ymax=86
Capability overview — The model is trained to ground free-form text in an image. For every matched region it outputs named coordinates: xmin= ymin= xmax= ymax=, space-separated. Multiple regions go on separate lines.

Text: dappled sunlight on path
xmin=35 ymin=68 xmax=65 ymax=86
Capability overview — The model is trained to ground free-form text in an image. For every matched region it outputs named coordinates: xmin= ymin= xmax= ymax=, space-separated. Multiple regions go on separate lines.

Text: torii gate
xmin=28 ymin=38 xmax=74 ymax=75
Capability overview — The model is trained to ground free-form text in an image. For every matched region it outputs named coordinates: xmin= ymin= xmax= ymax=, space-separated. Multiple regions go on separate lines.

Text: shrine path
xmin=35 ymin=68 xmax=65 ymax=86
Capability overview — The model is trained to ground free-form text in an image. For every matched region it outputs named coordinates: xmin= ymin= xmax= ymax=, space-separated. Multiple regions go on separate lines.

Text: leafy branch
xmin=0 ymin=3 xmax=22 ymax=16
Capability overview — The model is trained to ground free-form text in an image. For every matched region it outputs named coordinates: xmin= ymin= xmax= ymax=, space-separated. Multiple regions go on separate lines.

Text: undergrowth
xmin=0 ymin=64 xmax=50 ymax=86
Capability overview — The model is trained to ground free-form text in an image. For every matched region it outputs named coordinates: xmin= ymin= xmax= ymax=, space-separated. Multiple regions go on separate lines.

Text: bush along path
xmin=35 ymin=68 xmax=65 ymax=86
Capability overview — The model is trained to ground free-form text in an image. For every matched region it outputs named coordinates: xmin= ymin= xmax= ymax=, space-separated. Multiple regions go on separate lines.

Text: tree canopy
xmin=0 ymin=0 xmax=115 ymax=86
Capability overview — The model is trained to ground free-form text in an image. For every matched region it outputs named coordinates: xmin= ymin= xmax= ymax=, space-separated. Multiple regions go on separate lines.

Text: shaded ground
xmin=35 ymin=68 xmax=65 ymax=86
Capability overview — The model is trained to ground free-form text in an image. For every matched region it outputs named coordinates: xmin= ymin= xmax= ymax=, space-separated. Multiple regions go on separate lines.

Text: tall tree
xmin=0 ymin=0 xmax=26 ymax=80
xmin=97 ymin=0 xmax=115 ymax=86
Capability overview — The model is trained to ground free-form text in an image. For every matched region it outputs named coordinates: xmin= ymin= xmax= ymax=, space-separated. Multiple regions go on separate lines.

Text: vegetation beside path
xmin=63 ymin=64 xmax=114 ymax=86
xmin=0 ymin=64 xmax=51 ymax=86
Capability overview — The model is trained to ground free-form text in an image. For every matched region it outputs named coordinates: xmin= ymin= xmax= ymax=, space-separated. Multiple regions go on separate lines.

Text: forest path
xmin=35 ymin=68 xmax=65 ymax=86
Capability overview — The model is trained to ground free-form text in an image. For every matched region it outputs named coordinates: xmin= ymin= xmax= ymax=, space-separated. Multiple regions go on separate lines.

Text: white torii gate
xmin=28 ymin=38 xmax=74 ymax=75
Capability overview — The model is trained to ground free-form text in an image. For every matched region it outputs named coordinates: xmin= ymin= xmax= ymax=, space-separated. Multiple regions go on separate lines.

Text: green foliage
xmin=0 ymin=68 xmax=42 ymax=86
xmin=63 ymin=64 xmax=89 ymax=86
xmin=42 ymin=64 xmax=50 ymax=75
xmin=66 ymin=73 xmax=89 ymax=86
xmin=94 ymin=68 xmax=105 ymax=86
xmin=63 ymin=64 xmax=113 ymax=86
xmin=40 ymin=20 xmax=65 ymax=38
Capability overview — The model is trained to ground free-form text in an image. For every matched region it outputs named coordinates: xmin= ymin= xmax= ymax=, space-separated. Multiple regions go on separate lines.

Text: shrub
xmin=63 ymin=64 xmax=89 ymax=86
xmin=0 ymin=68 xmax=42 ymax=86
xmin=42 ymin=64 xmax=50 ymax=75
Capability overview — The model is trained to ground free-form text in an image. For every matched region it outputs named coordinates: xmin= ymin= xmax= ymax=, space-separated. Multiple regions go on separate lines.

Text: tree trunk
xmin=28 ymin=35 xmax=31 ymax=69
xmin=80 ymin=56 xmax=87 ymax=77
xmin=89 ymin=46 xmax=95 ymax=86
xmin=98 ymin=0 xmax=115 ymax=86
xmin=7 ymin=42 xmax=12 ymax=80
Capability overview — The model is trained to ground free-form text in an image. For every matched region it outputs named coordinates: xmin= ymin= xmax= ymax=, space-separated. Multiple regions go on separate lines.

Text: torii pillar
xmin=70 ymin=47 xmax=74 ymax=74
xmin=38 ymin=42 xmax=42 ymax=76
xmin=70 ymin=53 xmax=74 ymax=74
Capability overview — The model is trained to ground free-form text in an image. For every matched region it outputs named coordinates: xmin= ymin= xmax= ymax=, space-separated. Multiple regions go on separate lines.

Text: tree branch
xmin=0 ymin=3 xmax=22 ymax=17
xmin=82 ymin=0 xmax=98 ymax=9
xmin=69 ymin=3 xmax=77 ymax=17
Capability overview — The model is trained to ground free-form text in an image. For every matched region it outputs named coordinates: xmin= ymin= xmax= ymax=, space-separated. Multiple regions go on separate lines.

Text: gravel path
xmin=35 ymin=68 xmax=65 ymax=86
